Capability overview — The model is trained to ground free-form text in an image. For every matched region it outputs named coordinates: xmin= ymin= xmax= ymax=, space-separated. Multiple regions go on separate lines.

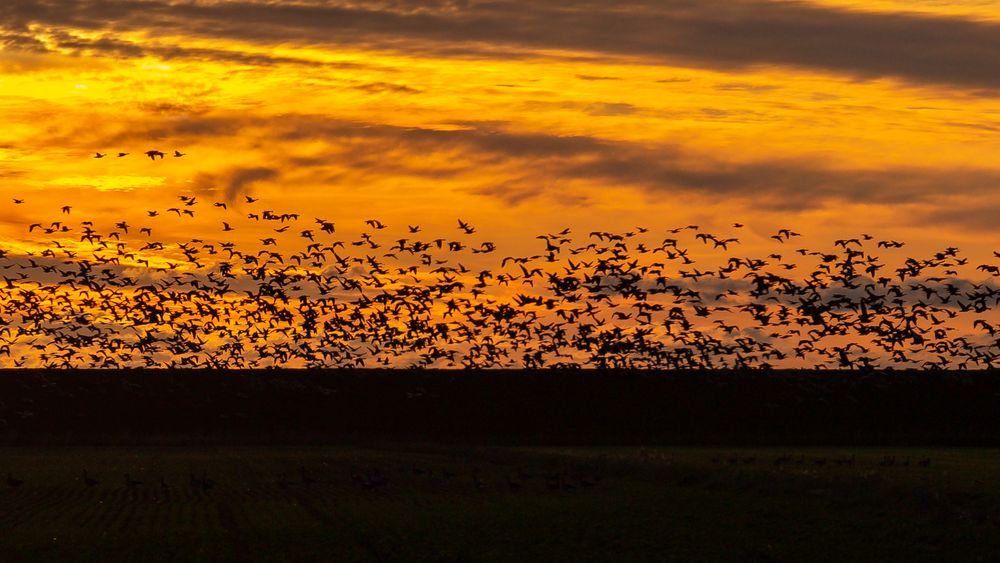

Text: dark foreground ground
xmin=1 ymin=446 xmax=999 ymax=562
xmin=1 ymin=370 xmax=999 ymax=561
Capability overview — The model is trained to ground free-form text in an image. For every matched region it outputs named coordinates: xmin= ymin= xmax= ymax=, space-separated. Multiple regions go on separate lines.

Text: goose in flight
xmin=145 ymin=150 xmax=165 ymax=160
xmin=94 ymin=152 xmax=106 ymax=159
xmin=458 ymin=219 xmax=476 ymax=234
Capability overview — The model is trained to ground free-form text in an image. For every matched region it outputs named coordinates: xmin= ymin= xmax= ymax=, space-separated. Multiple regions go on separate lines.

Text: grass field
xmin=2 ymin=446 xmax=999 ymax=562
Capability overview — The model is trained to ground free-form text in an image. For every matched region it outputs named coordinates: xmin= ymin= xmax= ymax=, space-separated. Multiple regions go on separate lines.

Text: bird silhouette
xmin=6 ymin=472 xmax=23 ymax=488
xmin=83 ymin=470 xmax=99 ymax=487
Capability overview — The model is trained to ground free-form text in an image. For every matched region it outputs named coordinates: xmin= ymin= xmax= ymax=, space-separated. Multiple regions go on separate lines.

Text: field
xmin=2 ymin=446 xmax=1000 ymax=562
xmin=2 ymin=370 xmax=1000 ymax=560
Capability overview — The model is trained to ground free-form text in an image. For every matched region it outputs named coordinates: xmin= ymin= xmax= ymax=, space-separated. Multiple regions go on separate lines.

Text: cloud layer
xmin=7 ymin=0 xmax=1000 ymax=89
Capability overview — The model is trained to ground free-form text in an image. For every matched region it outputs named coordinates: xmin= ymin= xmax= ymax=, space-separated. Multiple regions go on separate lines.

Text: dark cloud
xmin=714 ymin=82 xmax=781 ymax=93
xmin=352 ymin=81 xmax=422 ymax=94
xmin=193 ymin=166 xmax=280 ymax=202
xmin=583 ymin=102 xmax=638 ymax=116
xmin=6 ymin=0 xmax=1000 ymax=89
xmin=521 ymin=99 xmax=641 ymax=117
xmin=918 ymin=202 xmax=1000 ymax=232
xmin=6 ymin=28 xmax=375 ymax=69
xmin=575 ymin=74 xmax=620 ymax=81
xmin=0 ymin=30 xmax=48 ymax=52
xmin=135 ymin=102 xmax=211 ymax=116
xmin=88 ymin=113 xmax=1000 ymax=211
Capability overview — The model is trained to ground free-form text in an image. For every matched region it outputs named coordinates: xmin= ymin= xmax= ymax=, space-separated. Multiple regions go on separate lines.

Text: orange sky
xmin=2 ymin=1 xmax=1000 ymax=368
xmin=0 ymin=0 xmax=998 ymax=259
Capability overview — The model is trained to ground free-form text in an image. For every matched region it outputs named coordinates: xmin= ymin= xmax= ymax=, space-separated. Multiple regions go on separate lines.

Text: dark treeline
xmin=1 ymin=369 xmax=998 ymax=447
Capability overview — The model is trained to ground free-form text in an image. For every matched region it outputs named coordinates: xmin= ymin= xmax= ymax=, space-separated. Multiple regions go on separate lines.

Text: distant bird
xmin=300 ymin=465 xmax=315 ymax=486
xmin=6 ymin=472 xmax=23 ymax=488
xmin=83 ymin=470 xmax=99 ymax=487
xmin=12 ymin=199 xmax=23 ymax=204
xmin=245 ymin=196 xmax=258 ymax=203
xmin=61 ymin=205 xmax=71 ymax=214
xmin=118 ymin=152 xmax=129 ymax=157
xmin=94 ymin=152 xmax=106 ymax=159
xmin=276 ymin=473 xmax=290 ymax=489
xmin=144 ymin=150 xmax=165 ymax=160
xmin=200 ymin=472 xmax=215 ymax=491
xmin=174 ymin=150 xmax=186 ymax=158
xmin=222 ymin=222 xmax=234 ymax=232
xmin=505 ymin=472 xmax=522 ymax=491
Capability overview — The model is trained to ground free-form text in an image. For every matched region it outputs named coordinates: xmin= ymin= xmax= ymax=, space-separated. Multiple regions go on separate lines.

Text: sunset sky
xmin=2 ymin=0 xmax=999 ymax=256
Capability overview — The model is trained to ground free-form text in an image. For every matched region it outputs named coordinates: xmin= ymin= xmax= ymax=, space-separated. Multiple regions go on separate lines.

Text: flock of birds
xmin=93 ymin=150 xmax=186 ymax=160
xmin=1 ymin=189 xmax=999 ymax=369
